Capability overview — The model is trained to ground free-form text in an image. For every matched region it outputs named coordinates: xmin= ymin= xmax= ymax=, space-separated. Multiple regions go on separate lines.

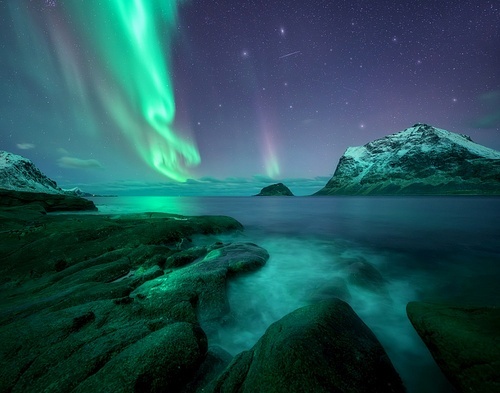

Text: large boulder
xmin=131 ymin=242 xmax=269 ymax=323
xmin=343 ymin=259 xmax=388 ymax=295
xmin=210 ymin=299 xmax=405 ymax=392
xmin=407 ymin=301 xmax=500 ymax=393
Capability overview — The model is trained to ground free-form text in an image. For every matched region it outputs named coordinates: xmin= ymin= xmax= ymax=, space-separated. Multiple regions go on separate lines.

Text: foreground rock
xmin=72 ymin=322 xmax=207 ymax=392
xmin=0 ymin=206 xmax=269 ymax=392
xmin=407 ymin=302 xmax=500 ymax=393
xmin=255 ymin=182 xmax=294 ymax=196
xmin=210 ymin=299 xmax=405 ymax=392
xmin=132 ymin=242 xmax=269 ymax=324
xmin=343 ymin=258 xmax=388 ymax=295
xmin=315 ymin=123 xmax=500 ymax=195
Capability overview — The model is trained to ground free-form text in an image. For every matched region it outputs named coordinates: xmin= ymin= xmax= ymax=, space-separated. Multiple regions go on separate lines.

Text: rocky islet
xmin=255 ymin=182 xmax=294 ymax=196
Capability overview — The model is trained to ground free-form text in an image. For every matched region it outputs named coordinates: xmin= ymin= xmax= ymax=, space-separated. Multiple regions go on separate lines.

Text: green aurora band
xmin=63 ymin=0 xmax=200 ymax=181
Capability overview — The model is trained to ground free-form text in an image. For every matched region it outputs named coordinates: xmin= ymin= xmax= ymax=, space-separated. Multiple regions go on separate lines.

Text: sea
xmin=90 ymin=195 xmax=500 ymax=393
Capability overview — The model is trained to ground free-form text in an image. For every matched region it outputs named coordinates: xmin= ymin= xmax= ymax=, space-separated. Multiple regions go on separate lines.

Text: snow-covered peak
xmin=63 ymin=186 xmax=83 ymax=195
xmin=400 ymin=123 xmax=500 ymax=159
xmin=315 ymin=123 xmax=500 ymax=195
xmin=0 ymin=151 xmax=63 ymax=194
xmin=344 ymin=123 xmax=500 ymax=162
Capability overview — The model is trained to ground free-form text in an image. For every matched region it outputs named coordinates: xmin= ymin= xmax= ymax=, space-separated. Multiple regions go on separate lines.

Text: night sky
xmin=1 ymin=0 xmax=499 ymax=195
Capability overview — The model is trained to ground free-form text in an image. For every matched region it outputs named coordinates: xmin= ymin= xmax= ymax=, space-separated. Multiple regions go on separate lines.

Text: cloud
xmin=69 ymin=176 xmax=330 ymax=196
xmin=252 ymin=174 xmax=276 ymax=183
xmin=58 ymin=156 xmax=104 ymax=169
xmin=16 ymin=143 xmax=35 ymax=150
xmin=195 ymin=176 xmax=250 ymax=184
xmin=57 ymin=147 xmax=70 ymax=155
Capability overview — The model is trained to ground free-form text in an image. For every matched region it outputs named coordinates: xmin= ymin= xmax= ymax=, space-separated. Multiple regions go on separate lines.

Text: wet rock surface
xmin=209 ymin=299 xmax=406 ymax=393
xmin=0 ymin=205 xmax=267 ymax=393
xmin=343 ymin=259 xmax=389 ymax=295
xmin=407 ymin=301 xmax=500 ymax=393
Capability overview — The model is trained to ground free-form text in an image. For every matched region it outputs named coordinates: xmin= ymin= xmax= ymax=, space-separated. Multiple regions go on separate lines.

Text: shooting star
xmin=279 ymin=51 xmax=301 ymax=59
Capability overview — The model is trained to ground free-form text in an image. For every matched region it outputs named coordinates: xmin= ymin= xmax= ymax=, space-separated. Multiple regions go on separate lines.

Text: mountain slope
xmin=0 ymin=150 xmax=96 ymax=211
xmin=0 ymin=151 xmax=63 ymax=194
xmin=315 ymin=124 xmax=500 ymax=195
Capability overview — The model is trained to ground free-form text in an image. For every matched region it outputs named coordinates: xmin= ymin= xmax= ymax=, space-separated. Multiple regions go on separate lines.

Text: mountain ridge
xmin=315 ymin=123 xmax=500 ymax=195
xmin=0 ymin=150 xmax=97 ymax=211
xmin=0 ymin=150 xmax=63 ymax=194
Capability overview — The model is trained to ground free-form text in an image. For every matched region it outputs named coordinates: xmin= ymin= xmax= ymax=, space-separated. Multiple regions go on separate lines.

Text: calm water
xmin=91 ymin=196 xmax=500 ymax=393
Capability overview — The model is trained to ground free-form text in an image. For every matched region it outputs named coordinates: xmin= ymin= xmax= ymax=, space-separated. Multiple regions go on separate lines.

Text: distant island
xmin=315 ymin=123 xmax=500 ymax=196
xmin=255 ymin=183 xmax=294 ymax=196
xmin=63 ymin=187 xmax=117 ymax=198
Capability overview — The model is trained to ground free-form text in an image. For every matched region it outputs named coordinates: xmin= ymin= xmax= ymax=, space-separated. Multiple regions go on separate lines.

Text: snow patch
xmin=0 ymin=150 xmax=63 ymax=194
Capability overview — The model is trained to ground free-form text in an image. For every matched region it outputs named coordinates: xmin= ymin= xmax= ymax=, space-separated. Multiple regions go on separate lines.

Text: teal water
xmin=91 ymin=196 xmax=500 ymax=392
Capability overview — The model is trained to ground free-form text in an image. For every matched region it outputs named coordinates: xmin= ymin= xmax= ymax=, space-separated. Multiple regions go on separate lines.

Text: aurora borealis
xmin=1 ymin=0 xmax=499 ymax=195
xmin=64 ymin=0 xmax=202 ymax=182
xmin=15 ymin=0 xmax=200 ymax=182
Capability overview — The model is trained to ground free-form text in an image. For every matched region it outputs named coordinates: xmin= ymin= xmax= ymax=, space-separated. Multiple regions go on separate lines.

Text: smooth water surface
xmin=91 ymin=196 xmax=500 ymax=392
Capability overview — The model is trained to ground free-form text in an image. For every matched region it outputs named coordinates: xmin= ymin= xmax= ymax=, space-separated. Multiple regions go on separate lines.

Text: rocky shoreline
xmin=0 ymin=188 xmax=97 ymax=212
xmin=0 ymin=199 xmax=497 ymax=392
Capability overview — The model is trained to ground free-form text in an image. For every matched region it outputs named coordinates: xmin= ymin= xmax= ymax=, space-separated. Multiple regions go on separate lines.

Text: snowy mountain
xmin=0 ymin=151 xmax=97 ymax=211
xmin=315 ymin=123 xmax=500 ymax=195
xmin=0 ymin=151 xmax=63 ymax=194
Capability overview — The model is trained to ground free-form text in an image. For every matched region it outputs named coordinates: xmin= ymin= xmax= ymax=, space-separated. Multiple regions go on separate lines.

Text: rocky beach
xmin=1 ymin=198 xmax=406 ymax=392
xmin=1 ymin=194 xmax=498 ymax=392
xmin=0 ymin=199 xmax=261 ymax=392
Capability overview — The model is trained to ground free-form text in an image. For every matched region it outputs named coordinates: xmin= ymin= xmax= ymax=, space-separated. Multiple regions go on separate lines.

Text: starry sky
xmin=1 ymin=0 xmax=499 ymax=195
